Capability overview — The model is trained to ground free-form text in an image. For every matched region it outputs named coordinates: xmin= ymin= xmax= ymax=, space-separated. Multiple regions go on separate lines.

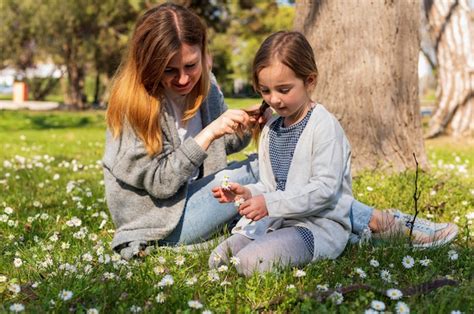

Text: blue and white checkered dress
xmin=268 ymin=109 xmax=315 ymax=256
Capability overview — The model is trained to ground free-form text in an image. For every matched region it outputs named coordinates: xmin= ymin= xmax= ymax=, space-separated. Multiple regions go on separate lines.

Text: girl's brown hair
xmin=107 ymin=3 xmax=209 ymax=156
xmin=252 ymin=31 xmax=318 ymax=91
xmin=250 ymin=31 xmax=318 ymax=144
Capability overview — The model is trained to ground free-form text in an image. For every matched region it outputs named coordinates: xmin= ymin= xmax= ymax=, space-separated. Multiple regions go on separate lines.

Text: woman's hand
xmin=244 ymin=103 xmax=273 ymax=126
xmin=238 ymin=195 xmax=268 ymax=221
xmin=195 ymin=109 xmax=250 ymax=150
xmin=212 ymin=182 xmax=251 ymax=203
xmin=207 ymin=109 xmax=250 ymax=140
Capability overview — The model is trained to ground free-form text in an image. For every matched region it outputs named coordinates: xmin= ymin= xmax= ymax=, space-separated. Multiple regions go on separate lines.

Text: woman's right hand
xmin=195 ymin=109 xmax=250 ymax=150
xmin=205 ymin=109 xmax=250 ymax=140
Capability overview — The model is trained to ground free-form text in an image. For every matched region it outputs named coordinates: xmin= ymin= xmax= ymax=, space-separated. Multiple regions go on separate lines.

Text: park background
xmin=0 ymin=0 xmax=473 ymax=313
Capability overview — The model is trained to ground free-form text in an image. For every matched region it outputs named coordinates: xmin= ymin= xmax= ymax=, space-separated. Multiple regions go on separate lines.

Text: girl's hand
xmin=238 ymin=195 xmax=268 ymax=221
xmin=212 ymin=182 xmax=251 ymax=203
xmin=205 ymin=109 xmax=250 ymax=140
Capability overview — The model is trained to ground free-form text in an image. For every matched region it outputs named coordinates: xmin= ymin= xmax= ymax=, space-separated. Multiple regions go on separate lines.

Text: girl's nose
xmin=270 ymin=93 xmax=280 ymax=105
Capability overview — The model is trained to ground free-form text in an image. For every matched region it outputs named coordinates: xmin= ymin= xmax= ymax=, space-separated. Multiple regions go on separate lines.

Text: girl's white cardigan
xmin=233 ymin=104 xmax=353 ymax=261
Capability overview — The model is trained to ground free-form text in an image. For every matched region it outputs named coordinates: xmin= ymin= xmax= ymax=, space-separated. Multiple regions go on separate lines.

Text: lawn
xmin=0 ymin=104 xmax=473 ymax=313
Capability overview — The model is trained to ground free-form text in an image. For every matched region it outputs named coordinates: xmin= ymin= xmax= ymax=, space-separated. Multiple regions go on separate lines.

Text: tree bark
xmin=295 ymin=0 xmax=427 ymax=174
xmin=63 ymin=43 xmax=87 ymax=110
xmin=424 ymin=0 xmax=474 ymax=138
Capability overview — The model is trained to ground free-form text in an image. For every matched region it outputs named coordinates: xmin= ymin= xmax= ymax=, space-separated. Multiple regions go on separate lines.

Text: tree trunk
xmin=294 ymin=0 xmax=427 ymax=174
xmin=66 ymin=62 xmax=87 ymax=110
xmin=63 ymin=42 xmax=87 ymax=110
xmin=424 ymin=0 xmax=474 ymax=138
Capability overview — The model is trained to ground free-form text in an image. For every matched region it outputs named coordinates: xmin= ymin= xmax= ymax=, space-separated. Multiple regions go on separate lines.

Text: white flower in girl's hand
xmin=234 ymin=196 xmax=245 ymax=208
xmin=221 ymin=175 xmax=231 ymax=190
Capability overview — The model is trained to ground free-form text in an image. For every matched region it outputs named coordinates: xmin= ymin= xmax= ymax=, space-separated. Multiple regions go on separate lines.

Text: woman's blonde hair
xmin=107 ymin=3 xmax=209 ymax=156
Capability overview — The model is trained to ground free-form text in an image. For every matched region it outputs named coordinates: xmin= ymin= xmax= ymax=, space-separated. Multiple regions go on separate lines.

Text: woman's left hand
xmin=238 ymin=195 xmax=268 ymax=221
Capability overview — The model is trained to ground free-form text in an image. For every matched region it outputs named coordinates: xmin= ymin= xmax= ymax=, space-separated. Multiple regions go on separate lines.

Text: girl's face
xmin=162 ymin=43 xmax=203 ymax=97
xmin=257 ymin=59 xmax=314 ymax=123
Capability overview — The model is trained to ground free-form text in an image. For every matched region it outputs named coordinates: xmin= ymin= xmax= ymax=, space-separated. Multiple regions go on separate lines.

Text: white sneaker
xmin=373 ymin=210 xmax=459 ymax=249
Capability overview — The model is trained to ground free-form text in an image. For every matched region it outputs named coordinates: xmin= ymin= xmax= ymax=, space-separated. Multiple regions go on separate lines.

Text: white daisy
xmin=395 ymin=301 xmax=410 ymax=314
xmin=355 ymin=267 xmax=367 ymax=278
xmin=202 ymin=310 xmax=213 ymax=314
xmin=9 ymin=303 xmax=25 ymax=312
xmin=369 ymin=259 xmax=379 ymax=267
xmin=175 ymin=255 xmax=185 ymax=266
xmin=448 ymin=250 xmax=458 ymax=261
xmin=129 ymin=305 xmax=142 ymax=313
xmin=186 ymin=276 xmax=197 ymax=286
xmin=230 ymin=256 xmax=240 ymax=266
xmin=86 ymin=309 xmax=99 ymax=314
xmin=402 ymin=256 xmax=415 ymax=269
xmin=371 ymin=300 xmax=385 ymax=311
xmin=419 ymin=258 xmax=431 ymax=267
xmin=294 ymin=269 xmax=306 ymax=277
xmin=8 ymin=283 xmax=21 ymax=294
xmin=153 ymin=265 xmax=166 ymax=275
xmin=158 ymin=274 xmax=174 ymax=287
xmin=217 ymin=265 xmax=228 ymax=272
xmin=316 ymin=284 xmax=328 ymax=292
xmin=364 ymin=309 xmax=378 ymax=314
xmin=155 ymin=292 xmax=166 ymax=303
xmin=380 ymin=269 xmax=392 ymax=282
xmin=58 ymin=289 xmax=73 ymax=301
xmin=207 ymin=269 xmax=220 ymax=282
xmin=386 ymin=288 xmax=403 ymax=300
xmin=157 ymin=256 xmax=166 ymax=264
xmin=188 ymin=300 xmax=203 ymax=309
xmin=13 ymin=258 xmax=23 ymax=268
xmin=328 ymin=291 xmax=343 ymax=305
xmin=4 ymin=207 xmax=13 ymax=215
xmin=286 ymin=284 xmax=296 ymax=290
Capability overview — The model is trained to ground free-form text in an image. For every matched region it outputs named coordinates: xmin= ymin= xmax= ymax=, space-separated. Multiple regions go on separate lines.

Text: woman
xmin=103 ymin=3 xmax=457 ymax=260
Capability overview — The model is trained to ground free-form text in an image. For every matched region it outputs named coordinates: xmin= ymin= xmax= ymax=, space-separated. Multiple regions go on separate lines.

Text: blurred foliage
xmin=0 ymin=0 xmax=294 ymax=106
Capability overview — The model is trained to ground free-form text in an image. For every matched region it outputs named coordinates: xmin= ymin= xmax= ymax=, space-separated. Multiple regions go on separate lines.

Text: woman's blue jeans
xmin=161 ymin=154 xmax=373 ymax=245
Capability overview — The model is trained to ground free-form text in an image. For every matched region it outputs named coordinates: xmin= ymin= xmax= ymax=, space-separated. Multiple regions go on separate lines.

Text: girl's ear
xmin=305 ymin=74 xmax=317 ymax=91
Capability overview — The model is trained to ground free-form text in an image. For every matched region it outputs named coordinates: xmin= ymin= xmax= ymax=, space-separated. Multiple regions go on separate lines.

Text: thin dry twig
xmin=409 ymin=153 xmax=422 ymax=246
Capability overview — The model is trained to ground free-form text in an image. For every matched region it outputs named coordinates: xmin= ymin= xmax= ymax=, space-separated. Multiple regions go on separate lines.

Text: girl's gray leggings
xmin=209 ymin=227 xmax=313 ymax=277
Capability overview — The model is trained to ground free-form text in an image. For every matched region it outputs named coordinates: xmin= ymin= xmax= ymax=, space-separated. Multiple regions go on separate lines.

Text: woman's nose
xmin=177 ymin=71 xmax=189 ymax=85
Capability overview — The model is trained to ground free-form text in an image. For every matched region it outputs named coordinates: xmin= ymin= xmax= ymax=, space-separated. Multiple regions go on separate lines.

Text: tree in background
xmin=35 ymin=0 xmax=136 ymax=109
xmin=0 ymin=0 xmax=136 ymax=109
xmin=0 ymin=0 xmax=62 ymax=100
xmin=423 ymin=0 xmax=473 ymax=138
xmin=295 ymin=0 xmax=427 ymax=174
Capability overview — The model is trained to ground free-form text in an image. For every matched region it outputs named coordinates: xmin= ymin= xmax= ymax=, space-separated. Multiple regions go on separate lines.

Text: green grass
xmin=0 ymin=106 xmax=473 ymax=313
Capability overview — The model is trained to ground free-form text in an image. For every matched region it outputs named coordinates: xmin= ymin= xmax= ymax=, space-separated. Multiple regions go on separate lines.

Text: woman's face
xmin=162 ymin=43 xmax=203 ymax=96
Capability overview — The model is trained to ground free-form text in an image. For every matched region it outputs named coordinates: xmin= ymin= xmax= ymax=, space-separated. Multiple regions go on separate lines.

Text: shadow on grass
xmin=0 ymin=110 xmax=105 ymax=131
xmin=29 ymin=115 xmax=91 ymax=129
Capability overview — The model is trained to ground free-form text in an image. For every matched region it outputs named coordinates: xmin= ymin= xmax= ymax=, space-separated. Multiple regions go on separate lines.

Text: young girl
xmin=210 ymin=31 xmax=354 ymax=276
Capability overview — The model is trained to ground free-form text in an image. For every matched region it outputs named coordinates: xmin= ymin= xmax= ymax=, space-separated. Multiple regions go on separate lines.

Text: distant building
xmin=0 ymin=63 xmax=63 ymax=94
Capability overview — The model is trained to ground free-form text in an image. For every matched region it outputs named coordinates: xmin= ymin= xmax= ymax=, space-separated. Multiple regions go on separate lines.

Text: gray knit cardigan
xmin=103 ymin=83 xmax=250 ymax=249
